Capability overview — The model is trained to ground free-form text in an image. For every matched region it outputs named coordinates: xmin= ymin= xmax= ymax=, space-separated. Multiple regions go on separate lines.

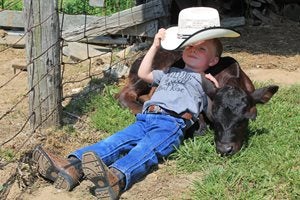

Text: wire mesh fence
xmin=0 ymin=0 xmax=167 ymax=198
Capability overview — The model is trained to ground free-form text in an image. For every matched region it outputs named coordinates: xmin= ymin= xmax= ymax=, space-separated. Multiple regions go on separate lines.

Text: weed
xmin=0 ymin=148 xmax=15 ymax=162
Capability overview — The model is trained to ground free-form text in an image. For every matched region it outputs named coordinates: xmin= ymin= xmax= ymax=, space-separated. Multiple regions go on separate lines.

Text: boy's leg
xmin=32 ymin=145 xmax=83 ymax=191
xmin=68 ymin=114 xmax=147 ymax=166
xmin=111 ymin=114 xmax=186 ymax=190
xmin=32 ymin=114 xmax=146 ymax=192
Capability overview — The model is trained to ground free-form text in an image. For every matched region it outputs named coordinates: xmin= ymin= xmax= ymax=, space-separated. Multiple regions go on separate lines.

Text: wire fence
xmin=0 ymin=0 xmax=166 ymax=198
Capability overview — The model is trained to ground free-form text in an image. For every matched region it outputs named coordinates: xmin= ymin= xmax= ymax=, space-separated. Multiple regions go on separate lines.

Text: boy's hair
xmin=211 ymin=38 xmax=223 ymax=57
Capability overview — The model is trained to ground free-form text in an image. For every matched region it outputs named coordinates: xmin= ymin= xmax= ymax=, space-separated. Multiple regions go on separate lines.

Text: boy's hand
xmin=138 ymin=29 xmax=166 ymax=83
xmin=152 ymin=28 xmax=165 ymax=49
xmin=205 ymin=73 xmax=219 ymax=88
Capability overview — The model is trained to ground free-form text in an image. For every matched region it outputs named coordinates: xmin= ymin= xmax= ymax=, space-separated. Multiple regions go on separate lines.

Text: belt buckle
xmin=148 ymin=105 xmax=161 ymax=113
xmin=181 ymin=112 xmax=193 ymax=120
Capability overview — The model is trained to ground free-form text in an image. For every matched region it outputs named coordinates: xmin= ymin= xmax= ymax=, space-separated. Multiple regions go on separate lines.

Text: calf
xmin=116 ymin=51 xmax=279 ymax=156
xmin=202 ymin=57 xmax=278 ymax=155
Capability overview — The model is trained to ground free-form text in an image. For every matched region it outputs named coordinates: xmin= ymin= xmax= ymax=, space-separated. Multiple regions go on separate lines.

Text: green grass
xmin=0 ymin=147 xmax=15 ymax=162
xmin=86 ymin=85 xmax=135 ymax=134
xmin=172 ymin=84 xmax=300 ymax=199
xmin=65 ymin=83 xmax=299 ymax=199
xmin=2 ymin=0 xmax=135 ymax=15
xmin=60 ymin=0 xmax=134 ymax=16
xmin=1 ymin=0 xmax=23 ymax=11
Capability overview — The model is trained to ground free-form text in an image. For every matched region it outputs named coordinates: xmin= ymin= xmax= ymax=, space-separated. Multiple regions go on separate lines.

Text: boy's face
xmin=182 ymin=40 xmax=219 ymax=73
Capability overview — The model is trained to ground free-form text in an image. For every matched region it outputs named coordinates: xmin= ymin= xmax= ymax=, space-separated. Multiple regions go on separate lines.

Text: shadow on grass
xmin=243 ymin=126 xmax=269 ymax=149
xmin=62 ymin=76 xmax=119 ymax=126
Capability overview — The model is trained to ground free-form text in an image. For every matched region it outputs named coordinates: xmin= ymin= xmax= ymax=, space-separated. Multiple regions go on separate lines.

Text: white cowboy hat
xmin=161 ymin=7 xmax=240 ymax=50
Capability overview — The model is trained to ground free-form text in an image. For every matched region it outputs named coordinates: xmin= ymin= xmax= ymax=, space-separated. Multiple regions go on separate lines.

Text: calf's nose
xmin=217 ymin=143 xmax=234 ymax=156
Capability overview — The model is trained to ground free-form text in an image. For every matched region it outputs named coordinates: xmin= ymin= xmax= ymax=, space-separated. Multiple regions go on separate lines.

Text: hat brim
xmin=161 ymin=26 xmax=240 ymax=51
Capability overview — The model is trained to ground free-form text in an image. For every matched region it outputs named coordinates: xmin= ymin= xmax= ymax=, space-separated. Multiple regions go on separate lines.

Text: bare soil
xmin=0 ymin=21 xmax=299 ymax=200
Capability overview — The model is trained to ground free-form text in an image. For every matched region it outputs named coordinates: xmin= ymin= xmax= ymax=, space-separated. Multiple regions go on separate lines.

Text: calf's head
xmin=211 ymin=85 xmax=255 ymax=156
xmin=203 ymin=77 xmax=279 ymax=156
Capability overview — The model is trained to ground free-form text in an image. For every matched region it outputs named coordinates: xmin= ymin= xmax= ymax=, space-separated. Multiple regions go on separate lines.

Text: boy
xmin=32 ymin=7 xmax=239 ymax=200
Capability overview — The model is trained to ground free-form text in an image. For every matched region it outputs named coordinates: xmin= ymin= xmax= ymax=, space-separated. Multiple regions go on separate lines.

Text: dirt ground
xmin=0 ymin=20 xmax=299 ymax=200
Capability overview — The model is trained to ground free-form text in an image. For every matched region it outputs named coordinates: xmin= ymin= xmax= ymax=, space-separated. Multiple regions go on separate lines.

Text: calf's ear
xmin=251 ymin=85 xmax=279 ymax=104
xmin=201 ymin=74 xmax=218 ymax=100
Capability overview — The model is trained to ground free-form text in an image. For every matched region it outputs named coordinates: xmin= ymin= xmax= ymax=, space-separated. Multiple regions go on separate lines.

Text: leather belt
xmin=146 ymin=105 xmax=193 ymax=120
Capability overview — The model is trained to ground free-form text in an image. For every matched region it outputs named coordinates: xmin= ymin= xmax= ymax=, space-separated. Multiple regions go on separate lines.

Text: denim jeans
xmin=69 ymin=113 xmax=186 ymax=190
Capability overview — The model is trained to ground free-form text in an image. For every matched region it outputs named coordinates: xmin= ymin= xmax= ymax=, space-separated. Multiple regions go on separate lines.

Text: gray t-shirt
xmin=142 ymin=67 xmax=208 ymax=119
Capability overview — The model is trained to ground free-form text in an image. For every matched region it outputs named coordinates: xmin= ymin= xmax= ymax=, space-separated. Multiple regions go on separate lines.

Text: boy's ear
xmin=209 ymin=56 xmax=219 ymax=67
xmin=201 ymin=74 xmax=217 ymax=99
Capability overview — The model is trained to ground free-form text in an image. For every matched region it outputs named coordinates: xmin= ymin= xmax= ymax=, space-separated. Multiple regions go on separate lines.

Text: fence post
xmin=23 ymin=0 xmax=62 ymax=129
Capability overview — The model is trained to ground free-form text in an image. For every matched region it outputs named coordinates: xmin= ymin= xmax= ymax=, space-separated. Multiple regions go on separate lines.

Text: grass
xmin=0 ymin=72 xmax=288 ymax=200
xmin=172 ymin=84 xmax=300 ymax=199
xmin=86 ymin=85 xmax=135 ymax=134
xmin=1 ymin=0 xmax=23 ymax=11
xmin=0 ymin=77 xmax=295 ymax=199
xmin=63 ymin=81 xmax=135 ymax=135
xmin=0 ymin=148 xmax=15 ymax=162
xmin=60 ymin=83 xmax=299 ymax=199
xmin=2 ymin=0 xmax=135 ymax=16
xmin=61 ymin=0 xmax=135 ymax=16
xmin=83 ymin=83 xmax=299 ymax=199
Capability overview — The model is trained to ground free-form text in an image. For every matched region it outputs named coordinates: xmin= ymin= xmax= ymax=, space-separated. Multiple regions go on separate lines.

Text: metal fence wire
xmin=0 ymin=0 xmax=166 ymax=198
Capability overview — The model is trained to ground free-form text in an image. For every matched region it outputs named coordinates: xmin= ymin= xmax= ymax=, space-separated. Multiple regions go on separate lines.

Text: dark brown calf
xmin=116 ymin=51 xmax=279 ymax=156
xmin=202 ymin=57 xmax=278 ymax=155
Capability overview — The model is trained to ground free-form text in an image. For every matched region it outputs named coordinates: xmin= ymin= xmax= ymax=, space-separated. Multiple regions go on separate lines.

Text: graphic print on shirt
xmin=156 ymin=71 xmax=193 ymax=93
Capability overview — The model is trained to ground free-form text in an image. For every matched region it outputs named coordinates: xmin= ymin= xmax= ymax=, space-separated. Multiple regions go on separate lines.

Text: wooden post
xmin=23 ymin=0 xmax=62 ymax=129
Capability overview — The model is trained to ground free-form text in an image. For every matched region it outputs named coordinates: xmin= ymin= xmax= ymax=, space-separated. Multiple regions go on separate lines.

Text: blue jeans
xmin=69 ymin=113 xmax=186 ymax=190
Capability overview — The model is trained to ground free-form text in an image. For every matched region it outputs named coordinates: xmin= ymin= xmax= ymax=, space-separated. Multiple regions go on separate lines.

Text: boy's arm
xmin=138 ymin=28 xmax=165 ymax=83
